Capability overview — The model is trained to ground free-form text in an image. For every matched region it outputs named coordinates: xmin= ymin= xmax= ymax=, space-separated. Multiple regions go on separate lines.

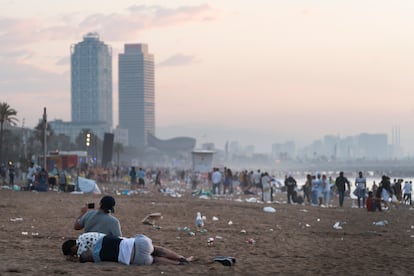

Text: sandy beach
xmin=0 ymin=183 xmax=413 ymax=276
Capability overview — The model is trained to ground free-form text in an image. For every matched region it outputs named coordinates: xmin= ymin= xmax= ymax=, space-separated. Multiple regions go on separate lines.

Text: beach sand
xmin=0 ymin=184 xmax=413 ymax=275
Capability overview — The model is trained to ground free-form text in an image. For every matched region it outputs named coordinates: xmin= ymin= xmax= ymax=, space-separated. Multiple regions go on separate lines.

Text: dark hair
xmin=62 ymin=239 xmax=76 ymax=256
xmin=100 ymin=195 xmax=116 ymax=213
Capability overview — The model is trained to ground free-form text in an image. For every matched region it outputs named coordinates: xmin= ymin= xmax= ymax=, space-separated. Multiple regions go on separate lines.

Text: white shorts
xmin=132 ymin=234 xmax=154 ymax=265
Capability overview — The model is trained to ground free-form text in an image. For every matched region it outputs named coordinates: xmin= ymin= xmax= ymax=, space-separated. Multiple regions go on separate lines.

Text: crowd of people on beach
xmin=2 ymin=159 xmax=412 ymax=213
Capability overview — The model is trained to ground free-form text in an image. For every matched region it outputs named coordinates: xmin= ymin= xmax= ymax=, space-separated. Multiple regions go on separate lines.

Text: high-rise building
xmin=118 ymin=44 xmax=155 ymax=148
xmin=71 ymin=32 xmax=113 ymax=130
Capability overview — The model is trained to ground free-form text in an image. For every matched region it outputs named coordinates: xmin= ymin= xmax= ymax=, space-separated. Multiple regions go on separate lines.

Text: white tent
xmin=77 ymin=177 xmax=101 ymax=194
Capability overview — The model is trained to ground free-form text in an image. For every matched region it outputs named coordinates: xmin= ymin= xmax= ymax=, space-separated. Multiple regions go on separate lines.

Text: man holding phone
xmin=74 ymin=195 xmax=122 ymax=237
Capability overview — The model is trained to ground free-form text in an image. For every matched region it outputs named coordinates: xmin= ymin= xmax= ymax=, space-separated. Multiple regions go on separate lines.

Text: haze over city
xmin=1 ymin=1 xmax=414 ymax=154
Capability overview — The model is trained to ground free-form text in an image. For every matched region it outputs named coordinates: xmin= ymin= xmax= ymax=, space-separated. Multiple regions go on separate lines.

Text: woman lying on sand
xmin=62 ymin=232 xmax=194 ymax=265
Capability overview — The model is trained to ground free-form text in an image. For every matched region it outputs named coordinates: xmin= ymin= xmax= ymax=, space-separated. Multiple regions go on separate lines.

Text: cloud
xmin=76 ymin=4 xmax=218 ymax=41
xmin=55 ymin=56 xmax=70 ymax=66
xmin=0 ymin=4 xmax=219 ymax=63
xmin=157 ymin=53 xmax=199 ymax=67
xmin=0 ymin=61 xmax=68 ymax=94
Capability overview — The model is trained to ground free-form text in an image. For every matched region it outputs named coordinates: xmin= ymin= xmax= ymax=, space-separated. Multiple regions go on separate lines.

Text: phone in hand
xmin=87 ymin=203 xmax=95 ymax=209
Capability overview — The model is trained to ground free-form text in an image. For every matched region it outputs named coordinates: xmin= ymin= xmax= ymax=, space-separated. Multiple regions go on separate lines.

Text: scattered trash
xmin=245 ymin=197 xmax=257 ymax=203
xmin=228 ymin=220 xmax=233 ymax=225
xmin=333 ymin=222 xmax=343 ymax=230
xmin=240 ymin=229 xmax=247 ymax=234
xmin=247 ymin=238 xmax=256 ymax=245
xmin=269 ymin=228 xmax=274 ymax=232
xmin=200 ymin=229 xmax=208 ymax=234
xmin=214 ymin=256 xmax=236 ymax=266
xmin=160 ymin=188 xmax=182 ymax=198
xmin=21 ymin=232 xmax=28 ymax=235
xmin=31 ymin=232 xmax=39 ymax=236
xmin=153 ymin=225 xmax=162 ymax=230
xmin=10 ymin=218 xmax=23 ymax=222
xmin=317 ymin=218 xmax=321 ymax=222
xmin=188 ymin=231 xmax=195 ymax=237
xmin=263 ymin=206 xmax=276 ymax=213
xmin=142 ymin=213 xmax=162 ymax=226
xmin=207 ymin=237 xmax=214 ymax=246
xmin=212 ymin=216 xmax=219 ymax=221
xmin=299 ymin=209 xmax=308 ymax=212
xmin=373 ymin=220 xmax=388 ymax=226
xmin=305 ymin=224 xmax=311 ymax=228
xmin=215 ymin=235 xmax=223 ymax=240
xmin=199 ymin=195 xmax=210 ymax=200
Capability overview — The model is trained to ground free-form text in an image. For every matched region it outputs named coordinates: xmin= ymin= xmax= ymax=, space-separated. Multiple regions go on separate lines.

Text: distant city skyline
xmin=2 ymin=1 xmax=414 ymax=155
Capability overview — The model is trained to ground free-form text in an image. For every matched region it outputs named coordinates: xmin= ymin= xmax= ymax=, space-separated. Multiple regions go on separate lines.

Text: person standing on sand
xmin=335 ymin=171 xmax=350 ymax=208
xmin=302 ymin=174 xmax=312 ymax=204
xmin=311 ymin=174 xmax=321 ymax=206
xmin=261 ymin=172 xmax=272 ymax=202
xmin=74 ymin=195 xmax=122 ymax=237
xmin=211 ymin=168 xmax=222 ymax=195
xmin=355 ymin=171 xmax=367 ymax=208
xmin=129 ymin=167 xmax=137 ymax=189
xmin=223 ymin=168 xmax=233 ymax=195
xmin=138 ymin=167 xmax=146 ymax=188
xmin=285 ymin=174 xmax=297 ymax=204
xmin=26 ymin=161 xmax=36 ymax=191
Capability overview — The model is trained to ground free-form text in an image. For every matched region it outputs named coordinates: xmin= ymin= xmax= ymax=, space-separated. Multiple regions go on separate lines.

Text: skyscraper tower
xmin=118 ymin=44 xmax=155 ymax=148
xmin=71 ymin=32 xmax=113 ymax=128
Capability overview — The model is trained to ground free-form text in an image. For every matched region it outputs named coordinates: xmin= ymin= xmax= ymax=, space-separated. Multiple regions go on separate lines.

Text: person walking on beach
xmin=321 ymin=174 xmax=331 ymax=207
xmin=394 ymin=179 xmax=403 ymax=202
xmin=335 ymin=171 xmax=350 ymax=208
xmin=74 ymin=195 xmax=122 ymax=236
xmin=355 ymin=171 xmax=367 ymax=208
xmin=403 ymin=180 xmax=411 ymax=205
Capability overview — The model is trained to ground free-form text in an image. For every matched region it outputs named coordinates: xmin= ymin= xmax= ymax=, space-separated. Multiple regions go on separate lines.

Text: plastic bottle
xmin=196 ymin=212 xmax=204 ymax=228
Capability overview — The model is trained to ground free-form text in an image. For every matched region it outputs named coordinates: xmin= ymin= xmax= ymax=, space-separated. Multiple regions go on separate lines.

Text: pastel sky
xmin=1 ymin=0 xmax=414 ymax=154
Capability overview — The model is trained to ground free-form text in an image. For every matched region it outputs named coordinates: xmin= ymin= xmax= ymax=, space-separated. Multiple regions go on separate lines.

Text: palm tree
xmin=0 ymin=102 xmax=18 ymax=164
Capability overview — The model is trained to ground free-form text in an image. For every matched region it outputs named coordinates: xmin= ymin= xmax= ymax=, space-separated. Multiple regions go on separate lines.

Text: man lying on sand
xmin=62 ymin=232 xmax=194 ymax=265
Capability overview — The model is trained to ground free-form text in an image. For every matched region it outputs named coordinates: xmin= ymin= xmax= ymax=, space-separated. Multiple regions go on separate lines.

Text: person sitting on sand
xmin=74 ymin=195 xmax=122 ymax=236
xmin=62 ymin=232 xmax=194 ymax=266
